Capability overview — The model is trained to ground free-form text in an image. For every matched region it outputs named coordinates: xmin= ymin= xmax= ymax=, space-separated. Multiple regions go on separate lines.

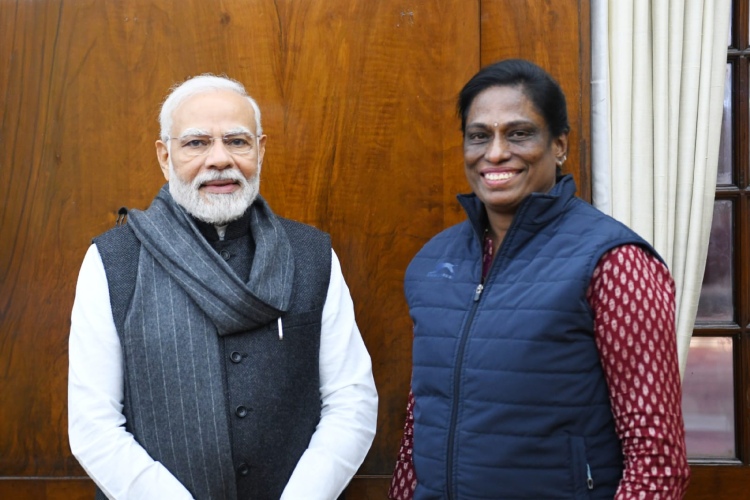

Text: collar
xmin=193 ymin=208 xmax=253 ymax=242
xmin=457 ymin=174 xmax=578 ymax=240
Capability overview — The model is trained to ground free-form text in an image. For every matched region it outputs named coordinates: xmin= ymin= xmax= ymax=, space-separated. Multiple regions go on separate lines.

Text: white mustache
xmin=192 ymin=169 xmax=246 ymax=189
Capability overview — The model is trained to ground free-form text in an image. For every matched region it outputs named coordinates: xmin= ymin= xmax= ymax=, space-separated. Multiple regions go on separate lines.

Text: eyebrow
xmin=223 ymin=127 xmax=253 ymax=136
xmin=178 ymin=128 xmax=210 ymax=139
xmin=177 ymin=127 xmax=254 ymax=140
xmin=466 ymin=120 xmax=538 ymax=130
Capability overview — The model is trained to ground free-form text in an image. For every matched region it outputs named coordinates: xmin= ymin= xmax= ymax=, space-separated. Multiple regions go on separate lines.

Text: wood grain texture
xmin=0 ymin=479 xmax=95 ymax=500
xmin=0 ymin=0 xmax=478 ymax=483
xmin=343 ymin=476 xmax=391 ymax=499
xmin=481 ymin=0 xmax=591 ymax=201
xmin=0 ymin=0 xmax=589 ymax=495
xmin=683 ymin=465 xmax=750 ymax=499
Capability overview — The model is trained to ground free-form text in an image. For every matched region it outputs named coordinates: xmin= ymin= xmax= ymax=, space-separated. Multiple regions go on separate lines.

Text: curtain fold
xmin=591 ymin=0 xmax=731 ymax=376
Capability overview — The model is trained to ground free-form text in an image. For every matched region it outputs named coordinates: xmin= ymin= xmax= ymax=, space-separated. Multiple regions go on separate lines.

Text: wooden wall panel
xmin=0 ymin=0 xmax=479 ymax=493
xmin=481 ymin=0 xmax=592 ymax=201
xmin=683 ymin=465 xmax=750 ymax=499
xmin=1 ymin=0 xmax=87 ymax=479
xmin=0 ymin=0 xmax=588 ymax=497
xmin=0 ymin=479 xmax=94 ymax=500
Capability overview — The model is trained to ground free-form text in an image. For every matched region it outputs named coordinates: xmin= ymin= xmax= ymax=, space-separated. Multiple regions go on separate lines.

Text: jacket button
xmin=237 ymin=462 xmax=250 ymax=476
xmin=220 ymin=249 xmax=231 ymax=260
xmin=230 ymin=351 xmax=242 ymax=363
xmin=235 ymin=405 xmax=249 ymax=418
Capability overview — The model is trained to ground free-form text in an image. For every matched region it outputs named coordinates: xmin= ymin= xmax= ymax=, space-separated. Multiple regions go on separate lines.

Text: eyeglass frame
xmin=165 ymin=128 xmax=261 ymax=157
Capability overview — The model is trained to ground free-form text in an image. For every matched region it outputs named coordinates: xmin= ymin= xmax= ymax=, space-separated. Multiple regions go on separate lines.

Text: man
xmin=68 ymin=74 xmax=378 ymax=500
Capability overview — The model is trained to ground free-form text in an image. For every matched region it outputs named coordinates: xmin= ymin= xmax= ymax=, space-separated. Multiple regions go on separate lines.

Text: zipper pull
xmin=473 ymin=283 xmax=484 ymax=301
xmin=586 ymin=463 xmax=594 ymax=490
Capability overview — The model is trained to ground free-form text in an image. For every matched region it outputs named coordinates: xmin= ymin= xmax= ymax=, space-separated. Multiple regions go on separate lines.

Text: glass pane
xmin=696 ymin=200 xmax=734 ymax=322
xmin=717 ymin=64 xmax=732 ymax=185
xmin=682 ymin=337 xmax=735 ymax=458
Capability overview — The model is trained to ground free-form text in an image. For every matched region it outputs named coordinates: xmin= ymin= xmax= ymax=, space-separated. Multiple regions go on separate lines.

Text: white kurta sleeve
xmin=68 ymin=244 xmax=194 ymax=500
xmin=280 ymin=250 xmax=379 ymax=499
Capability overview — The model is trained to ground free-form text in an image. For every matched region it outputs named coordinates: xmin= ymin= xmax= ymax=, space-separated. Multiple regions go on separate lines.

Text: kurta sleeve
xmin=280 ymin=250 xmax=378 ymax=499
xmin=68 ymin=244 xmax=194 ymax=499
xmin=587 ymin=244 xmax=691 ymax=499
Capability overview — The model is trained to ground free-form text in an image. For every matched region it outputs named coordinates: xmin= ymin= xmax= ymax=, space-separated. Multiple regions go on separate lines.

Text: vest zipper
xmin=587 ymin=463 xmax=594 ymax=489
xmin=444 ymin=202 xmax=530 ymax=498
xmin=445 ymin=284 xmax=484 ymax=499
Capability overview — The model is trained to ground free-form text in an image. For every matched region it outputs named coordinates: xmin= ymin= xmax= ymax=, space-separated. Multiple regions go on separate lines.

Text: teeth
xmin=484 ymin=171 xmax=515 ymax=181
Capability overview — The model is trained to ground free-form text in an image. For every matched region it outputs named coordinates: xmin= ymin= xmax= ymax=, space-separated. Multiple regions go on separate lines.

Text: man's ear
xmin=257 ymin=134 xmax=267 ymax=167
xmin=156 ymin=140 xmax=170 ymax=180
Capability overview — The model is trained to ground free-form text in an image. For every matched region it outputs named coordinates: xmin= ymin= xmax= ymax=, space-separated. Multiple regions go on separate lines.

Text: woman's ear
xmin=553 ymin=132 xmax=569 ymax=161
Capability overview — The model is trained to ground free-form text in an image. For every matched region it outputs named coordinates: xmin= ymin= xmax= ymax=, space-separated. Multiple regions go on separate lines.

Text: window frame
xmin=687 ymin=0 xmax=750 ymax=472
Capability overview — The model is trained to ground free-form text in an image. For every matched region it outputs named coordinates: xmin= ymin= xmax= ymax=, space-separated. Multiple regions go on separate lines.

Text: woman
xmin=389 ymin=59 xmax=690 ymax=499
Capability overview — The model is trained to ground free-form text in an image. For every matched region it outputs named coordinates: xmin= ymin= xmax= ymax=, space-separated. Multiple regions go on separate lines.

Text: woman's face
xmin=463 ymin=85 xmax=567 ymax=218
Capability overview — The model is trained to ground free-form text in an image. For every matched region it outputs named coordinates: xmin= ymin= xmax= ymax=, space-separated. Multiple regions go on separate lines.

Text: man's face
xmin=155 ymin=89 xmax=267 ymax=224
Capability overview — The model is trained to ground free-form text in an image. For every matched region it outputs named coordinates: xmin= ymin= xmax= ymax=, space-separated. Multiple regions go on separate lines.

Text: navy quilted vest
xmin=405 ymin=175 xmax=659 ymax=499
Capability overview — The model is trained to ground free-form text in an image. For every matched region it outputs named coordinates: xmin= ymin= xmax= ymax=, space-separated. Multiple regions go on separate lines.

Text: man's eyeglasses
xmin=168 ymin=134 xmax=257 ymax=157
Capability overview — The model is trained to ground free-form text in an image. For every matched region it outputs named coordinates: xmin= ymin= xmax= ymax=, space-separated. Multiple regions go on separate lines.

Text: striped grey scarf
xmin=120 ymin=186 xmax=295 ymax=498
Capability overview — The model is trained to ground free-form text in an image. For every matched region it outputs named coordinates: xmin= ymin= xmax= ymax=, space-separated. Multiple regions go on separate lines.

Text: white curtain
xmin=591 ymin=0 xmax=731 ymax=376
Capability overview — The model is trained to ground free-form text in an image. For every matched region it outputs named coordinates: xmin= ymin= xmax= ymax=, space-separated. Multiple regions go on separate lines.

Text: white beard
xmin=168 ymin=160 xmax=260 ymax=225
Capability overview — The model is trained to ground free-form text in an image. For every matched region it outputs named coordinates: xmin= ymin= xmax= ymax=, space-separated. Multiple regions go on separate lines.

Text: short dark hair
xmin=457 ymin=59 xmax=570 ymax=137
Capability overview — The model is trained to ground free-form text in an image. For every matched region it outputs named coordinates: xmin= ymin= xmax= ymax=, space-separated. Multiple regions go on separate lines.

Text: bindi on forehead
xmin=466 ymin=119 xmax=539 ymax=132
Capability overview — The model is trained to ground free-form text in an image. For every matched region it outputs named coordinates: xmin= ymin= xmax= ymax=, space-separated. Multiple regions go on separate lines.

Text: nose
xmin=204 ymin=139 xmax=234 ymax=169
xmin=485 ymin=134 xmax=509 ymax=163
